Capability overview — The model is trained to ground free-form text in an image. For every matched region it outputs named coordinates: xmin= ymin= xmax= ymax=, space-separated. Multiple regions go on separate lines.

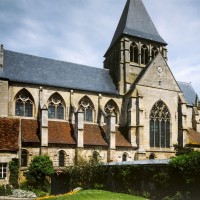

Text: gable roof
xmin=178 ymin=82 xmax=197 ymax=106
xmin=2 ymin=50 xmax=118 ymax=95
xmin=106 ymin=0 xmax=167 ymax=54
xmin=127 ymin=53 xmax=181 ymax=95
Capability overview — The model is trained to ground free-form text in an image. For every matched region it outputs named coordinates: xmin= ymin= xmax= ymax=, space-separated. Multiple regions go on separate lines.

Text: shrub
xmin=25 ymin=155 xmax=54 ymax=192
xmin=9 ymin=159 xmax=19 ymax=188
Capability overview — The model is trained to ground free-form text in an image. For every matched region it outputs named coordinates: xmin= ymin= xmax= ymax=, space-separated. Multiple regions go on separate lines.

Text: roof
xmin=105 ymin=159 xmax=170 ymax=166
xmin=187 ymin=128 xmax=200 ymax=146
xmin=178 ymin=82 xmax=197 ymax=106
xmin=0 ymin=118 xmax=19 ymax=151
xmin=21 ymin=119 xmax=76 ymax=145
xmin=84 ymin=124 xmax=108 ymax=146
xmin=20 ymin=119 xmax=131 ymax=147
xmin=2 ymin=50 xmax=118 ymax=95
xmin=106 ymin=0 xmax=167 ymax=54
xmin=48 ymin=121 xmax=76 ymax=145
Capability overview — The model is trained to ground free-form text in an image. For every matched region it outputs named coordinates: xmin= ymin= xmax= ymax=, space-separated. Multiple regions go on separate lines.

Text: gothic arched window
xmin=141 ymin=44 xmax=148 ymax=65
xmin=21 ymin=150 xmax=28 ymax=167
xmin=59 ymin=150 xmax=65 ymax=167
xmin=48 ymin=93 xmax=65 ymax=119
xmin=130 ymin=42 xmax=138 ymax=63
xmin=15 ymin=89 xmax=34 ymax=117
xmin=79 ymin=96 xmax=94 ymax=122
xmin=151 ymin=47 xmax=158 ymax=60
xmin=150 ymin=100 xmax=170 ymax=148
xmin=104 ymin=99 xmax=119 ymax=123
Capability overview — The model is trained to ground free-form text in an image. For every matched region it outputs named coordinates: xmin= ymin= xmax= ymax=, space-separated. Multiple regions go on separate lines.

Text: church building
xmin=0 ymin=0 xmax=200 ymax=184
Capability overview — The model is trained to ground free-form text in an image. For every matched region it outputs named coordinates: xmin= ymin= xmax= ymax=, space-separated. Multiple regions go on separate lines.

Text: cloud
xmin=0 ymin=0 xmax=199 ymax=95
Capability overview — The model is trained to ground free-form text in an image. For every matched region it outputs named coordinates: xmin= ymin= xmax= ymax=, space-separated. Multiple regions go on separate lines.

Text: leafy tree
xmin=25 ymin=155 xmax=54 ymax=191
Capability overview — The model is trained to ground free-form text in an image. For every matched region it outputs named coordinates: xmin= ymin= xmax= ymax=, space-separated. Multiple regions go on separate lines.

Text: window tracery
xmin=15 ymin=89 xmax=34 ymax=117
xmin=48 ymin=93 xmax=64 ymax=119
xmin=79 ymin=97 xmax=94 ymax=122
xmin=150 ymin=100 xmax=170 ymax=148
xmin=141 ymin=44 xmax=148 ymax=65
xmin=104 ymin=100 xmax=119 ymax=123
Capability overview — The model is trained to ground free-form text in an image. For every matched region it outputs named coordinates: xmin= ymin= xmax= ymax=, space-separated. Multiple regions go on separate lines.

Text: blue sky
xmin=0 ymin=0 xmax=200 ymax=95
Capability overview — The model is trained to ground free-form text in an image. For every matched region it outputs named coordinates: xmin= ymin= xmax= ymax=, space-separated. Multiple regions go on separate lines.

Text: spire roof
xmin=106 ymin=0 xmax=167 ymax=54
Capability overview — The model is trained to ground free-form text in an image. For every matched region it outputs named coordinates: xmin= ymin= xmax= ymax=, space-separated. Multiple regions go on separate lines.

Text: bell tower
xmin=104 ymin=0 xmax=168 ymax=95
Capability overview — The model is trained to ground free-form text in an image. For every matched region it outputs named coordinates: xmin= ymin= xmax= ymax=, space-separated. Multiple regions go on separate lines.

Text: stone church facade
xmin=0 ymin=0 xmax=200 ymax=184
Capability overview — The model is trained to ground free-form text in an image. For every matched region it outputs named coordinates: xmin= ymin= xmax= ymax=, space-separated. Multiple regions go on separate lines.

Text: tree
xmin=25 ymin=155 xmax=54 ymax=191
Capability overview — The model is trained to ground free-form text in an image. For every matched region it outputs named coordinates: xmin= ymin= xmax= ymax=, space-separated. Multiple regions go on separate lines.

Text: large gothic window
xmin=79 ymin=96 xmax=94 ymax=122
xmin=130 ymin=42 xmax=138 ymax=63
xmin=48 ymin=93 xmax=65 ymax=119
xmin=150 ymin=100 xmax=170 ymax=148
xmin=104 ymin=99 xmax=119 ymax=123
xmin=15 ymin=89 xmax=34 ymax=117
xmin=151 ymin=47 xmax=158 ymax=60
xmin=141 ymin=44 xmax=148 ymax=65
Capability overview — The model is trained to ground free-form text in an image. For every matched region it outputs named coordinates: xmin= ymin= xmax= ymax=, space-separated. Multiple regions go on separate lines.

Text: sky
xmin=0 ymin=0 xmax=200 ymax=95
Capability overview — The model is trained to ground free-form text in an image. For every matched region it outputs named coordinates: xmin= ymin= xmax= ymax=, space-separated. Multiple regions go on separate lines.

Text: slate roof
xmin=106 ymin=0 xmax=167 ymax=54
xmin=1 ymin=50 xmax=118 ymax=95
xmin=178 ymin=82 xmax=197 ymax=106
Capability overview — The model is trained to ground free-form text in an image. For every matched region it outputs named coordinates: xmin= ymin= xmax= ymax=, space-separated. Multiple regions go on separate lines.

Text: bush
xmin=9 ymin=159 xmax=19 ymax=188
xmin=0 ymin=185 xmax=12 ymax=196
xmin=25 ymin=155 xmax=54 ymax=192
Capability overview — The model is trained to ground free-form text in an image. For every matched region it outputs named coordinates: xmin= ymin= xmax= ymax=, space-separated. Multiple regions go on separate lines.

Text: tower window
xmin=141 ymin=45 xmax=148 ymax=65
xmin=79 ymin=97 xmax=94 ymax=122
xmin=48 ymin=93 xmax=65 ymax=119
xmin=152 ymin=47 xmax=158 ymax=60
xmin=150 ymin=100 xmax=170 ymax=148
xmin=15 ymin=89 xmax=34 ymax=117
xmin=130 ymin=42 xmax=138 ymax=63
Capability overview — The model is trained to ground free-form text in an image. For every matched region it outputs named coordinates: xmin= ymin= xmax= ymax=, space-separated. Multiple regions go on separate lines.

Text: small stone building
xmin=0 ymin=0 xmax=200 ymax=184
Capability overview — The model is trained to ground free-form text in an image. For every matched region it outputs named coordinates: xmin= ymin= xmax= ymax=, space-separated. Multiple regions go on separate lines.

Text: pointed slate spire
xmin=106 ymin=0 xmax=167 ymax=53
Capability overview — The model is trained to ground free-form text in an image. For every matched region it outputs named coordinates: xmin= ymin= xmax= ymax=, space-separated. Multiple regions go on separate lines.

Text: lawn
xmin=46 ymin=190 xmax=147 ymax=200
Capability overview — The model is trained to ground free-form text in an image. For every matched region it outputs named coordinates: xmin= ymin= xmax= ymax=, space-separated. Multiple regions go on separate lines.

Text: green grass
xmin=48 ymin=190 xmax=147 ymax=200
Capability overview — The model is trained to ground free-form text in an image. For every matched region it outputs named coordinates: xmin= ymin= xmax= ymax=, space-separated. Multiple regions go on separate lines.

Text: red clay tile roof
xmin=84 ymin=124 xmax=108 ymax=146
xmin=187 ymin=128 xmax=200 ymax=146
xmin=48 ymin=121 xmax=76 ymax=145
xmin=0 ymin=118 xmax=19 ymax=151
xmin=116 ymin=127 xmax=132 ymax=147
xmin=21 ymin=119 xmax=40 ymax=143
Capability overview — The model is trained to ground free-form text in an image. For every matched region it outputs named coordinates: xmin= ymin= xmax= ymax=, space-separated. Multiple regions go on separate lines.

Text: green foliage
xmin=169 ymin=151 xmax=200 ymax=184
xmin=0 ymin=185 xmax=12 ymax=196
xmin=25 ymin=155 xmax=54 ymax=192
xmin=173 ymin=144 xmax=193 ymax=155
xmin=66 ymin=154 xmax=107 ymax=190
xmin=9 ymin=158 xmax=19 ymax=188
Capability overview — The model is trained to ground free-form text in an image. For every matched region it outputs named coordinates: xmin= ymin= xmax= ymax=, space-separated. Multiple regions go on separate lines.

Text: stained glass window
xmin=150 ymin=100 xmax=170 ymax=148
xmin=79 ymin=97 xmax=94 ymax=122
xmin=15 ymin=90 xmax=33 ymax=117
xmin=48 ymin=93 xmax=64 ymax=119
